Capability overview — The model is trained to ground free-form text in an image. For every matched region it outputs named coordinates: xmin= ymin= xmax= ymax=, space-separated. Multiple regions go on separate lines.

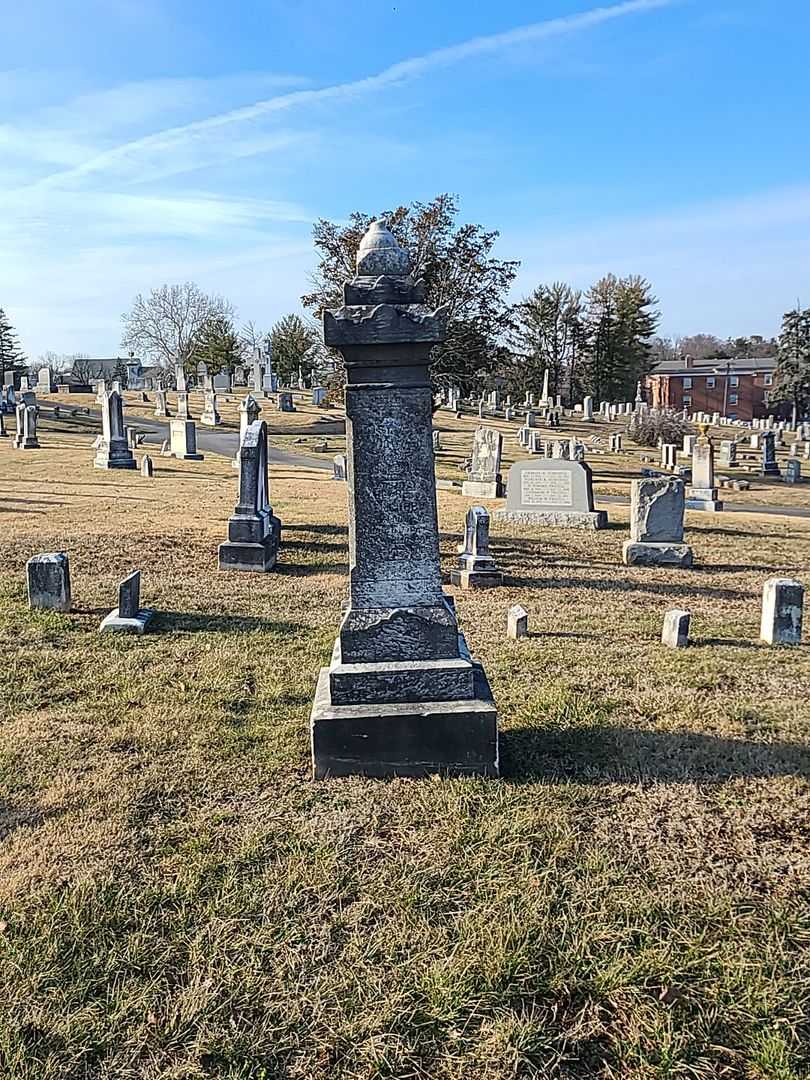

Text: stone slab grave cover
xmin=310 ymin=220 xmax=498 ymax=779
xmin=760 ymin=578 xmax=804 ymax=645
xmin=450 ymin=505 xmax=503 ymax=589
xmin=100 ymin=570 xmax=154 ymax=634
xmin=496 ymin=459 xmax=607 ymax=529
xmin=169 ymin=418 xmax=204 ymax=460
xmin=95 ymin=391 xmax=135 ymax=469
xmin=27 ymin=552 xmax=71 ymax=611
xmin=622 ymin=477 xmax=693 ymax=567
xmin=219 ymin=419 xmax=281 ymax=572
xmin=462 ymin=427 xmax=504 ymax=498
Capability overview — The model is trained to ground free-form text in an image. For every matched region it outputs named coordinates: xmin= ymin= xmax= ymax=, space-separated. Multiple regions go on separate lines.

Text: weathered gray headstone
xmin=507 ymin=605 xmax=528 ymax=640
xmin=654 ymin=573 xmax=691 ymax=620
xmin=278 ymin=391 xmax=295 ymax=412
xmin=333 ymin=453 xmax=347 ymax=481
xmin=432 ymin=430 xmax=441 ymax=452
xmin=27 ymin=552 xmax=71 ymax=611
xmin=141 ymin=454 xmax=154 ymax=478
xmin=310 ymin=220 xmax=498 ymax=779
xmin=496 ymin=459 xmax=607 ymax=529
xmin=200 ymin=389 xmax=221 ymax=426
xmin=312 ymin=386 xmax=327 ymax=406
xmin=169 ymin=418 xmax=204 ymax=460
xmin=176 ymin=392 xmax=192 ymax=420
xmin=13 ymin=403 xmax=39 ymax=449
xmin=462 ymin=427 xmax=503 ymax=498
xmin=760 ymin=578 xmax=803 ymax=645
xmin=153 ymin=388 xmax=170 ymax=418
xmin=623 ymin=477 xmax=692 ymax=567
xmin=760 ymin=431 xmax=780 ymax=477
xmin=219 ymin=420 xmax=281 ymax=572
xmin=450 ymin=505 xmax=503 ymax=589
xmin=95 ymin=391 xmax=135 ymax=469
xmin=609 ymin=433 xmax=623 ymax=452
xmin=100 ymin=569 xmax=154 ymax=634
xmin=785 ymin=458 xmax=801 ymax=484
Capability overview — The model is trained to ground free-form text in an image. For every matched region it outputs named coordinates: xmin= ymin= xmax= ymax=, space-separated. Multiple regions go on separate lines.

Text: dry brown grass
xmin=1 ymin=415 xmax=809 ymax=1079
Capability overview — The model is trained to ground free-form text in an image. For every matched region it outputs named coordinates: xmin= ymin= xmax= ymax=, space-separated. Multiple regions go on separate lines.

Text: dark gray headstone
xmin=118 ymin=571 xmax=141 ymax=619
xmin=27 ymin=552 xmax=71 ymax=611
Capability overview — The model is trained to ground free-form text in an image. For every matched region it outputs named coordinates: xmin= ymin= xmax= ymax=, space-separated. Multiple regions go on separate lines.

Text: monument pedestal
xmin=99 ymin=607 xmax=154 ymax=634
xmin=685 ymin=486 xmax=723 ymax=512
xmin=461 ymin=479 xmax=503 ymax=499
xmin=311 ymin=657 xmax=498 ymax=779
xmin=218 ymin=516 xmax=281 ymax=571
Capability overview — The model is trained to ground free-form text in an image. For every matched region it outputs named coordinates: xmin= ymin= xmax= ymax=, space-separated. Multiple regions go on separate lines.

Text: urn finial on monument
xmin=356 ymin=219 xmax=411 ymax=277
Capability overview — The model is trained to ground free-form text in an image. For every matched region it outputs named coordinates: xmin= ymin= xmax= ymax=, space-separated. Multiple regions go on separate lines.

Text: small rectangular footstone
xmin=662 ymin=608 xmax=690 ymax=648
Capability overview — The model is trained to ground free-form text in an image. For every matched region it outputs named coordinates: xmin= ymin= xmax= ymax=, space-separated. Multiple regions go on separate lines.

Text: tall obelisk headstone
xmin=310 ymin=221 xmax=498 ymax=778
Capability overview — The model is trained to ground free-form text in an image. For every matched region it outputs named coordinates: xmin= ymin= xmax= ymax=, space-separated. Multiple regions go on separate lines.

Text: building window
xmin=683 ymin=394 xmax=692 ymax=406
xmin=683 ymin=377 xmax=692 ymax=389
xmin=730 ymin=375 xmax=739 ymax=387
xmin=764 ymin=374 xmax=773 ymax=386
xmin=707 ymin=376 xmax=716 ymax=388
xmin=728 ymin=393 xmax=738 ymax=405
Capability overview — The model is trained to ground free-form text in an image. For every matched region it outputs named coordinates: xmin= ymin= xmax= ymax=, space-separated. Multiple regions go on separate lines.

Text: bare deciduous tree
xmin=121 ymin=283 xmax=234 ymax=368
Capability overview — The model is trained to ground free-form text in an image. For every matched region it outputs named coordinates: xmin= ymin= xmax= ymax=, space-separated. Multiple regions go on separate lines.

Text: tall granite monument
xmin=310 ymin=221 xmax=498 ymax=778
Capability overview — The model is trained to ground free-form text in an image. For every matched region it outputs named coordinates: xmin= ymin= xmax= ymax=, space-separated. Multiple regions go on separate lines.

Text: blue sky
xmin=1 ymin=0 xmax=809 ymax=358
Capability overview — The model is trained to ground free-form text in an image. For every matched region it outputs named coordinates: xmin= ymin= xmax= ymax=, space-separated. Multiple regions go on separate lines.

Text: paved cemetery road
xmin=597 ymin=493 xmax=810 ymax=521
xmin=51 ymin=407 xmax=335 ymax=473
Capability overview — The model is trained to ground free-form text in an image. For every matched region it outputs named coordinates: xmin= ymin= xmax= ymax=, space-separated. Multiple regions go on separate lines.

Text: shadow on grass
xmin=505 ymin=575 xmax=757 ymax=601
xmin=502 ymin=724 xmax=810 ymax=783
xmin=282 ymin=523 xmax=349 ymax=537
xmin=153 ymin=612 xmax=306 ymax=635
xmin=274 ymin=561 xmax=348 ymax=577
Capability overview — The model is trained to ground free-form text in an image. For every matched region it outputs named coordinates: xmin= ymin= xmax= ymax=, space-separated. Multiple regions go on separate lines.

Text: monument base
xmin=462 ymin=479 xmax=504 ymax=498
xmin=99 ymin=607 xmax=154 ymax=634
xmin=450 ymin=568 xmax=504 ymax=589
xmin=218 ymin=519 xmax=281 ymax=572
xmin=94 ymin=451 xmax=136 ymax=469
xmin=173 ymin=451 xmax=204 ymax=461
xmin=685 ymin=487 xmax=723 ymax=512
xmin=622 ymin=541 xmax=694 ymax=568
xmin=495 ymin=509 xmax=607 ymax=530
xmin=311 ymin=656 xmax=499 ymax=779
xmin=13 ymin=438 xmax=39 ymax=449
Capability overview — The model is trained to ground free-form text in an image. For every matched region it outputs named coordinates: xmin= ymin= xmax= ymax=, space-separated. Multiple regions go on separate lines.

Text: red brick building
xmin=644 ymin=356 xmax=778 ymax=422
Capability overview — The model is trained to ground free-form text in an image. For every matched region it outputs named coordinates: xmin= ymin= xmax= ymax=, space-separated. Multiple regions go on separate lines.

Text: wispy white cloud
xmin=509 ymin=185 xmax=810 ymax=336
xmin=34 ymin=0 xmax=675 ymax=188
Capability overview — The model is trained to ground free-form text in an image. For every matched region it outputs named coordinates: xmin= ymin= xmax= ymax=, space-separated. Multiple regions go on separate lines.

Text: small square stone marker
xmin=27 ymin=552 xmax=71 ymax=611
xmin=507 ymin=605 xmax=528 ymax=640
xmin=661 ymin=608 xmax=690 ymax=648
xmin=760 ymin=577 xmax=804 ymax=645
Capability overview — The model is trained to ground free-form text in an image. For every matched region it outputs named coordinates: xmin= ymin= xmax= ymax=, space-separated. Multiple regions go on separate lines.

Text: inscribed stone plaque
xmin=520 ymin=469 xmax=573 ymax=508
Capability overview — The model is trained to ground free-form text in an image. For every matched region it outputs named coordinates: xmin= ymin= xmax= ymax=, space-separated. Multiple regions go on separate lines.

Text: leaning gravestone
xmin=310 ymin=219 xmax=498 ymax=779
xmin=496 ymin=459 xmax=607 ymax=529
xmin=450 ymin=505 xmax=503 ymax=589
xmin=218 ymin=420 xmax=281 ymax=572
xmin=27 ymin=552 xmax=71 ymax=611
xmin=95 ymin=390 xmax=136 ymax=469
xmin=462 ymin=427 xmax=504 ymax=498
xmin=100 ymin=570 xmax=154 ymax=634
xmin=622 ymin=477 xmax=693 ymax=567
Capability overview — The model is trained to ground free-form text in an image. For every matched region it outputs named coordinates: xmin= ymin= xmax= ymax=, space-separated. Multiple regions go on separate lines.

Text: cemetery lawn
xmin=1 ymin=430 xmax=809 ymax=1080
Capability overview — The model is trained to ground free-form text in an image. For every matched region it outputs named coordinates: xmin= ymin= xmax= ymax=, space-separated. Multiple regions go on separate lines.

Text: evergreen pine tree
xmin=0 ymin=308 xmax=27 ymax=384
xmin=773 ymin=307 xmax=810 ymax=418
